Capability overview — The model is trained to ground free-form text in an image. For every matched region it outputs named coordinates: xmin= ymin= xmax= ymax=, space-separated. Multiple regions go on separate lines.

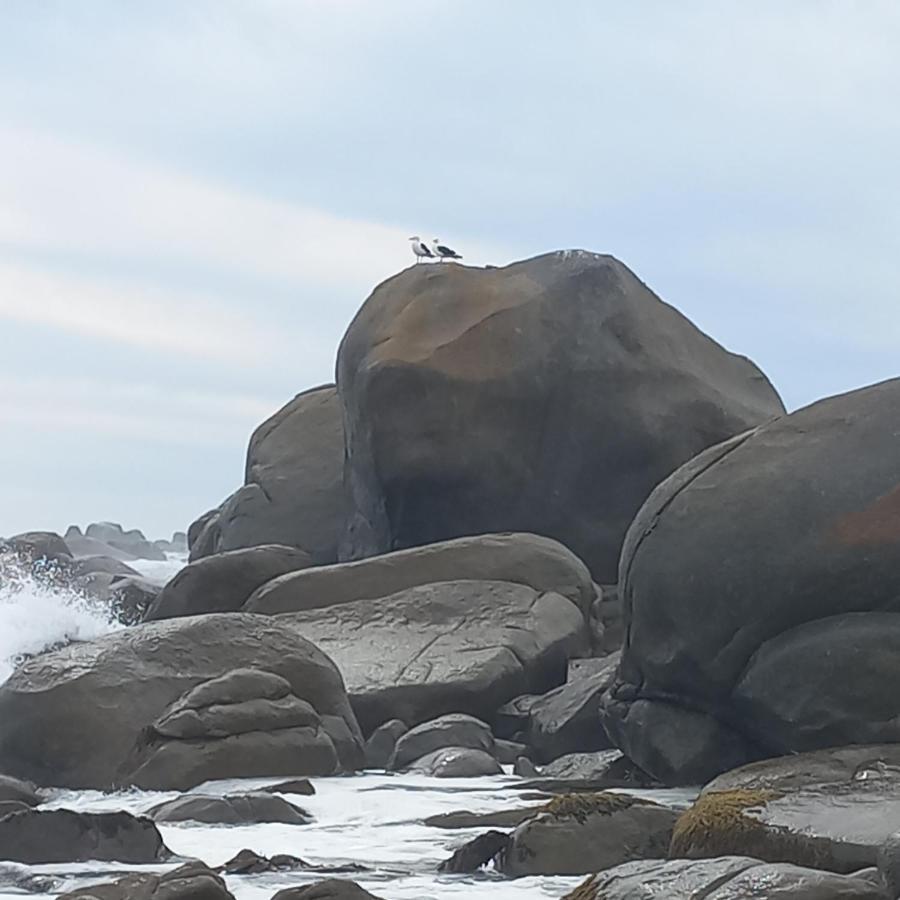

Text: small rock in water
xmin=262 ymin=777 xmax=316 ymax=795
xmin=220 ymin=848 xmax=309 ymax=874
xmin=438 ymin=830 xmax=510 ymax=874
xmin=272 ymin=879 xmax=384 ymax=900
xmin=149 ymin=792 xmax=311 ymax=825
xmin=58 ymin=860 xmax=232 ymax=900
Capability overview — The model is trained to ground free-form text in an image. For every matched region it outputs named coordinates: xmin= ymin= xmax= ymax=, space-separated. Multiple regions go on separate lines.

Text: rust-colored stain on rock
xmin=830 ymin=484 xmax=900 ymax=545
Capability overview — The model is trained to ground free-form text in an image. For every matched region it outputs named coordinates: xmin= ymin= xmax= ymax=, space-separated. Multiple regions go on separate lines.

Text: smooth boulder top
xmin=604 ymin=377 xmax=900 ymax=785
xmin=389 ymin=714 xmax=494 ymax=769
xmin=0 ymin=613 xmax=361 ymax=788
xmin=245 ymin=531 xmax=596 ymax=616
xmin=144 ymin=544 xmax=314 ymax=620
xmin=149 ymin=792 xmax=311 ymax=825
xmin=280 ymin=579 xmax=588 ymax=733
xmin=336 ymin=251 xmax=783 ymax=581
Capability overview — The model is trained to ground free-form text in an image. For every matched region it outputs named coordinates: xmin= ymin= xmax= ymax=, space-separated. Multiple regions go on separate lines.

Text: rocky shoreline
xmin=2 ymin=251 xmax=899 ymax=899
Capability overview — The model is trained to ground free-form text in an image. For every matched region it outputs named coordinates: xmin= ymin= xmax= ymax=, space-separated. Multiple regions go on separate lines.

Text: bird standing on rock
xmin=409 ymin=236 xmax=434 ymax=263
xmin=432 ymin=238 xmax=463 ymax=261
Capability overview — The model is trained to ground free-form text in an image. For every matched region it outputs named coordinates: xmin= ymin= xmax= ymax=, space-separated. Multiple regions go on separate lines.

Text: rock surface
xmin=407 ymin=747 xmax=502 ymax=777
xmin=561 ymin=857 xmax=885 ymax=900
xmin=336 ymin=252 xmax=783 ymax=580
xmin=188 ymin=386 xmax=348 ymax=566
xmin=272 ymin=880 xmax=385 ymax=900
xmin=364 ymin=719 xmax=407 ymax=769
xmin=58 ymin=861 xmax=233 ymax=900
xmin=0 ymin=809 xmax=170 ymax=864
xmin=0 ymin=615 xmax=362 ymax=788
xmin=144 ymin=544 xmax=314 ymax=620
xmin=498 ymin=792 xmax=678 ymax=876
xmin=389 ymin=714 xmax=494 ymax=769
xmin=281 ymin=579 xmax=588 ymax=733
xmin=149 ymin=792 xmax=311 ymax=824
xmin=245 ymin=531 xmax=595 ymax=616
xmin=604 ymin=378 xmax=900 ymax=785
xmin=0 ymin=773 xmax=41 ymax=806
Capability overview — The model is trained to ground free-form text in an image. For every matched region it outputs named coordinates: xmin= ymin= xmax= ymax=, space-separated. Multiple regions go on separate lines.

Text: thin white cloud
xmin=0 ymin=260 xmax=284 ymax=362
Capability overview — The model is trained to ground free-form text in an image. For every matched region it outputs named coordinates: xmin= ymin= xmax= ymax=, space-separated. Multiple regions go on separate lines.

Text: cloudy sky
xmin=1 ymin=1 xmax=898 ymax=539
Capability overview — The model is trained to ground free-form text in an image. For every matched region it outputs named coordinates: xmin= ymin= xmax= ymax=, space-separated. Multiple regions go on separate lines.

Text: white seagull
xmin=432 ymin=238 xmax=463 ymax=262
xmin=409 ymin=236 xmax=434 ymax=263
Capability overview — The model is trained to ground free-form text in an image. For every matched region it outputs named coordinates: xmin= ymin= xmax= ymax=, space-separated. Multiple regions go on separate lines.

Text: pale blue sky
xmin=1 ymin=1 xmax=898 ymax=538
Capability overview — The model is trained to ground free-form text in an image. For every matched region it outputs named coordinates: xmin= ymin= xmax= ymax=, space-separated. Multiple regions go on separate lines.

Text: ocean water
xmin=7 ymin=773 xmax=695 ymax=900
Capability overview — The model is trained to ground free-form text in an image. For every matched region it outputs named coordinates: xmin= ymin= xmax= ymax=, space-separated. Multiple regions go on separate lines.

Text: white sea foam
xmin=0 ymin=563 xmax=121 ymax=685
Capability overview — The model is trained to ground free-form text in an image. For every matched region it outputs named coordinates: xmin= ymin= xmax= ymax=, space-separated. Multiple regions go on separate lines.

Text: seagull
xmin=409 ymin=236 xmax=434 ymax=263
xmin=432 ymin=239 xmax=463 ymax=262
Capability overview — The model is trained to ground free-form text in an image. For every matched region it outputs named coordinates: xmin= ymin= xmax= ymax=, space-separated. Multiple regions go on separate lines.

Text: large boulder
xmin=562 ymin=858 xmax=886 ymax=900
xmin=188 ymin=385 xmax=348 ymax=565
xmin=144 ymin=544 xmax=314 ymax=621
xmin=389 ymin=713 xmax=493 ymax=769
xmin=336 ymin=252 xmax=783 ymax=580
xmin=0 ymin=614 xmax=362 ymax=788
xmin=245 ymin=532 xmax=595 ymax=615
xmin=0 ymin=809 xmax=170 ymax=864
xmin=281 ymin=579 xmax=588 ymax=733
xmin=123 ymin=667 xmax=355 ymax=789
xmin=603 ymin=379 xmax=900 ymax=785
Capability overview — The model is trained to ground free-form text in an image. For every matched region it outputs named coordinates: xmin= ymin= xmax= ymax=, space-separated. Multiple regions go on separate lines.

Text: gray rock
xmin=495 ymin=739 xmax=528 ymax=764
xmin=336 ymin=251 xmax=783 ymax=581
xmin=389 ymin=714 xmax=494 ymax=770
xmin=144 ymin=545 xmax=314 ymax=621
xmin=525 ymin=652 xmax=619 ymax=762
xmin=65 ymin=534 xmax=139 ymax=562
xmin=0 ymin=614 xmax=362 ymax=789
xmin=0 ymin=773 xmax=41 ymax=806
xmin=408 ymin=747 xmax=503 ymax=778
xmin=364 ymin=719 xmax=407 ymax=769
xmin=58 ymin=861 xmax=232 ymax=900
xmin=603 ymin=378 xmax=900 ymax=785
xmin=188 ymin=507 xmax=221 ymax=561
xmin=149 ymin=792 xmax=310 ymax=824
xmin=525 ymin=749 xmax=659 ymax=790
xmin=562 ymin=857 xmax=885 ymax=900
xmin=5 ymin=532 xmax=72 ymax=565
xmin=73 ymin=556 xmax=141 ymax=578
xmin=282 ymin=580 xmax=587 ymax=734
xmin=514 ymin=757 xmax=539 ymax=777
xmin=438 ymin=831 xmax=510 ymax=874
xmin=262 ymin=778 xmax=316 ymax=796
xmin=272 ymin=880 xmax=384 ymax=900
xmin=245 ymin=531 xmax=595 ymax=616
xmin=0 ymin=809 xmax=170 ymax=864
xmin=425 ymin=807 xmax=542 ymax=829
xmin=498 ymin=792 xmax=678 ymax=876
xmin=189 ymin=386 xmax=349 ymax=566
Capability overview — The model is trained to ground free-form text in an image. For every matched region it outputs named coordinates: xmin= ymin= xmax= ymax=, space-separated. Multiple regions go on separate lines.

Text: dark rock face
xmin=272 ymin=880 xmax=385 ymax=900
xmin=281 ymin=580 xmax=588 ymax=733
xmin=523 ymin=749 xmax=659 ymax=791
xmin=263 ymin=778 xmax=316 ymax=796
xmin=389 ymin=714 xmax=493 ymax=769
xmin=0 ymin=809 xmax=170 ymax=864
xmin=364 ymin=719 xmax=407 ymax=769
xmin=0 ymin=773 xmax=41 ymax=806
xmin=0 ymin=615 xmax=362 ymax=788
xmin=498 ymin=792 xmax=678 ymax=876
xmin=336 ymin=252 xmax=783 ymax=580
xmin=144 ymin=544 xmax=314 ymax=621
xmin=149 ymin=792 xmax=310 ymax=824
xmin=438 ymin=831 xmax=511 ymax=874
xmin=188 ymin=386 xmax=348 ymax=565
xmin=562 ymin=858 xmax=885 ymax=900
xmin=245 ymin=531 xmax=595 ymax=616
xmin=603 ymin=379 xmax=900 ymax=785
xmin=407 ymin=747 xmax=502 ymax=778
xmin=58 ymin=862 xmax=233 ymax=900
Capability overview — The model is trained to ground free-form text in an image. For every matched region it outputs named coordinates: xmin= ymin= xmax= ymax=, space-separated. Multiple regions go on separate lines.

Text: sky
xmin=1 ymin=1 xmax=898 ymax=539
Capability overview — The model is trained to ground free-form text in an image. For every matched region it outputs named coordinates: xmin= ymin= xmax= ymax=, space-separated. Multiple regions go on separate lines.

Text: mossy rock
xmin=538 ymin=791 xmax=652 ymax=824
xmin=669 ymin=789 xmax=870 ymax=874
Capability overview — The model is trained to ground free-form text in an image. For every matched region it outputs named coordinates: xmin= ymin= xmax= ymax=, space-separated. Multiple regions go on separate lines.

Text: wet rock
xmin=498 ymin=792 xmax=678 ymax=876
xmin=408 ymin=747 xmax=503 ymax=778
xmin=149 ymin=792 xmax=310 ymax=824
xmin=0 ymin=614 xmax=362 ymax=789
xmin=425 ymin=807 xmax=542 ymax=829
xmin=524 ymin=652 xmax=619 ymax=763
xmin=495 ymin=739 xmax=528 ymax=764
xmin=219 ymin=849 xmax=309 ymax=874
xmin=272 ymin=880 xmax=385 ymax=900
xmin=189 ymin=386 xmax=349 ymax=566
xmin=282 ymin=580 xmax=587 ymax=733
xmin=0 ymin=808 xmax=170 ymax=864
xmin=72 ymin=556 xmax=140 ymax=578
xmin=0 ymin=862 xmax=61 ymax=895
xmin=364 ymin=719 xmax=407 ymax=769
xmin=561 ymin=857 xmax=885 ymax=900
xmin=144 ymin=545 xmax=314 ymax=621
xmin=262 ymin=778 xmax=316 ymax=796
xmin=4 ymin=532 xmax=72 ymax=566
xmin=0 ymin=773 xmax=41 ymax=806
xmin=337 ymin=252 xmax=782 ymax=580
xmin=438 ymin=830 xmax=511 ymax=874
xmin=390 ymin=714 xmax=494 ymax=770
xmin=58 ymin=861 xmax=232 ymax=900
xmin=246 ymin=532 xmax=595 ymax=616
xmin=514 ymin=757 xmax=539 ymax=777
xmin=604 ymin=379 xmax=900 ymax=785
xmin=124 ymin=667 xmax=355 ymax=790
xmin=0 ymin=801 xmax=30 ymax=817
xmin=521 ymin=749 xmax=660 ymax=791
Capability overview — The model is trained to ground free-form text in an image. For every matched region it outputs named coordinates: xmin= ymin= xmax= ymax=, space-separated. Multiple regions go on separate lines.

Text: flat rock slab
xmin=149 ymin=792 xmax=310 ymax=824
xmin=0 ymin=808 xmax=170 ymax=864
xmin=282 ymin=579 xmax=587 ymax=733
